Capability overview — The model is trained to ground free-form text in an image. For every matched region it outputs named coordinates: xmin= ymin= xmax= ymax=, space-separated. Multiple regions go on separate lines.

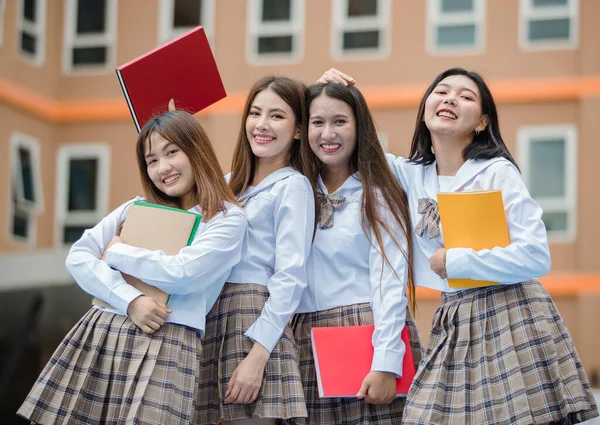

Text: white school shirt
xmin=296 ymin=173 xmax=410 ymax=377
xmin=65 ymin=196 xmax=247 ymax=335
xmin=225 ymin=167 xmax=315 ymax=353
xmin=386 ymin=154 xmax=551 ymax=293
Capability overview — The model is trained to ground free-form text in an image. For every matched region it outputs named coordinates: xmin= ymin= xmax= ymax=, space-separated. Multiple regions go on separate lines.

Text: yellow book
xmin=92 ymin=201 xmax=202 ymax=308
xmin=437 ymin=190 xmax=510 ymax=288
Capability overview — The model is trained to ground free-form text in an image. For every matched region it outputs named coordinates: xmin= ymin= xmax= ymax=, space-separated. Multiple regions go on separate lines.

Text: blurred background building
xmin=0 ymin=0 xmax=599 ymax=422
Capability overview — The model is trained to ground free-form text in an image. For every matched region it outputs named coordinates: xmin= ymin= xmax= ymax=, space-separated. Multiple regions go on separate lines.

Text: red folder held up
xmin=311 ymin=324 xmax=416 ymax=398
xmin=116 ymin=26 xmax=226 ymax=132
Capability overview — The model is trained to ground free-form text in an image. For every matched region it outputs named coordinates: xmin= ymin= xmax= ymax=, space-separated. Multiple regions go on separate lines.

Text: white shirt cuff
xmin=108 ymin=283 xmax=144 ymax=316
xmin=446 ymin=248 xmax=470 ymax=279
xmin=371 ymin=348 xmax=404 ymax=377
xmin=244 ymin=317 xmax=282 ymax=354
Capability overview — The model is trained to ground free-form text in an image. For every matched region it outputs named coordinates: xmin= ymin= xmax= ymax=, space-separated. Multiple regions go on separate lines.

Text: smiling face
xmin=423 ymin=74 xmax=489 ymax=139
xmin=245 ymin=88 xmax=299 ymax=166
xmin=308 ymin=93 xmax=357 ymax=171
xmin=144 ymin=132 xmax=195 ymax=202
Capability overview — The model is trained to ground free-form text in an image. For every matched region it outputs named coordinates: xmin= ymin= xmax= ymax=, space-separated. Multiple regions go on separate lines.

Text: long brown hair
xmin=303 ymin=84 xmax=416 ymax=315
xmin=136 ymin=110 xmax=237 ymax=220
xmin=229 ymin=76 xmax=312 ymax=197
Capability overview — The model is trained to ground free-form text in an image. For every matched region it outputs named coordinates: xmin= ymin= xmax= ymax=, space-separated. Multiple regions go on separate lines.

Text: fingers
xmin=224 ymin=382 xmax=242 ymax=404
xmin=224 ymin=371 xmax=238 ymax=403
xmin=156 ymin=301 xmax=173 ymax=315
xmin=249 ymin=388 xmax=260 ymax=404
xmin=140 ymin=324 xmax=156 ymax=334
xmin=168 ymin=98 xmax=176 ymax=111
xmin=154 ymin=305 xmax=169 ymax=321
xmin=356 ymin=379 xmax=369 ymax=399
xmin=317 ymin=68 xmax=356 ymax=86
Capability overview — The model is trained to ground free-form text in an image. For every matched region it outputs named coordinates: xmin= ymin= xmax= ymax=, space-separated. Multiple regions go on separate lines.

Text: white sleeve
xmin=369 ymin=199 xmax=409 ymax=377
xmin=244 ymin=176 xmax=314 ymax=353
xmin=65 ymin=198 xmax=143 ymax=316
xmin=385 ymin=153 xmax=410 ymax=190
xmin=104 ymin=208 xmax=247 ymax=295
xmin=446 ymin=162 xmax=551 ymax=283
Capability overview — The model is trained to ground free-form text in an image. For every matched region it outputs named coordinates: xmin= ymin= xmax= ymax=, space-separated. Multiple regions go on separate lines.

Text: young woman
xmin=320 ymin=67 xmax=599 ymax=425
xmin=197 ymin=76 xmax=315 ymax=425
xmin=18 ymin=110 xmax=247 ymax=425
xmin=292 ymin=83 xmax=422 ymax=425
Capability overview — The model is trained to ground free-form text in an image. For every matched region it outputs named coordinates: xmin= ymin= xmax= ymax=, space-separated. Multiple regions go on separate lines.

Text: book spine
xmin=116 ymin=68 xmax=141 ymax=132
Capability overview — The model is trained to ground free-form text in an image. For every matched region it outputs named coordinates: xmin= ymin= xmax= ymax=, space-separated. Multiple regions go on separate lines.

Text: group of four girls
xmin=18 ymin=67 xmax=598 ymax=425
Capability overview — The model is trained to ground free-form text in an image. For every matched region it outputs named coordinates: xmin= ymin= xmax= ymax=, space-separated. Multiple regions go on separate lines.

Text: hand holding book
xmin=126 ymin=295 xmax=171 ymax=334
xmin=356 ymin=371 xmax=398 ymax=404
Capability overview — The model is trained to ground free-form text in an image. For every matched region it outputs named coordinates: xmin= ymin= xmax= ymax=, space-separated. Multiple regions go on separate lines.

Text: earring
xmin=475 ymin=130 xmax=480 ymax=136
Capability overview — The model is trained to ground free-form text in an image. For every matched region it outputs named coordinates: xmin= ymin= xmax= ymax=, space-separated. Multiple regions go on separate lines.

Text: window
xmin=55 ymin=144 xmax=110 ymax=245
xmin=518 ymin=125 xmax=577 ymax=242
xmin=247 ymin=0 xmax=305 ymax=63
xmin=158 ymin=0 xmax=215 ymax=45
xmin=0 ymin=0 xmax=6 ymax=46
xmin=332 ymin=0 xmax=391 ymax=59
xmin=519 ymin=0 xmax=578 ymax=50
xmin=63 ymin=0 xmax=117 ymax=72
xmin=17 ymin=0 xmax=47 ymax=65
xmin=427 ymin=0 xmax=485 ymax=54
xmin=9 ymin=132 xmax=43 ymax=244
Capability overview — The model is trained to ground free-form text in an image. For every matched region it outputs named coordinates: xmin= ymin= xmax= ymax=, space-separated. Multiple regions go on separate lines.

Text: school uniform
xmin=291 ymin=173 xmax=423 ymax=425
xmin=17 ymin=197 xmax=247 ymax=425
xmin=197 ymin=167 xmax=313 ymax=424
xmin=387 ymin=155 xmax=599 ymax=425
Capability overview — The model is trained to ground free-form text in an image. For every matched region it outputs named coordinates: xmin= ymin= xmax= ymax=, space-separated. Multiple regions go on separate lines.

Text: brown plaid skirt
xmin=291 ymin=302 xmax=423 ymax=425
xmin=402 ymin=281 xmax=599 ymax=425
xmin=17 ymin=307 xmax=203 ymax=425
xmin=196 ymin=283 xmax=307 ymax=424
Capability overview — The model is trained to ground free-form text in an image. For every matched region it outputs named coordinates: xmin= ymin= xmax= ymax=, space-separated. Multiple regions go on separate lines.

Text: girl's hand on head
xmin=168 ymin=98 xmax=176 ymax=112
xmin=127 ymin=296 xmax=172 ymax=334
xmin=356 ymin=371 xmax=397 ymax=404
xmin=224 ymin=343 xmax=270 ymax=404
xmin=317 ymin=68 xmax=356 ymax=86
xmin=430 ymin=248 xmax=448 ymax=279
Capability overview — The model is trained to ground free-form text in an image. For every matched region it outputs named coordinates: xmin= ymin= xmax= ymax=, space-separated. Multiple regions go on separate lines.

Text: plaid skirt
xmin=196 ymin=283 xmax=307 ymax=424
xmin=402 ymin=281 xmax=600 ymax=425
xmin=17 ymin=308 xmax=203 ymax=425
xmin=291 ymin=302 xmax=423 ymax=425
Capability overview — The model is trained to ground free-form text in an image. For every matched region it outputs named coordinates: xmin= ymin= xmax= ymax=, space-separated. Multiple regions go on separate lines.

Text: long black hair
xmin=409 ymin=67 xmax=518 ymax=170
xmin=302 ymin=84 xmax=416 ymax=315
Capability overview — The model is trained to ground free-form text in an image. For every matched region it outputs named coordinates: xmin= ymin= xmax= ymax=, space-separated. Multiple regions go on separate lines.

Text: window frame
xmin=1 ymin=0 xmax=7 ymax=46
xmin=54 ymin=143 xmax=111 ymax=246
xmin=517 ymin=124 xmax=577 ymax=243
xmin=158 ymin=0 xmax=215 ymax=45
xmin=426 ymin=0 xmax=486 ymax=55
xmin=519 ymin=0 xmax=578 ymax=51
xmin=62 ymin=0 xmax=118 ymax=74
xmin=8 ymin=132 xmax=44 ymax=245
xmin=331 ymin=0 xmax=391 ymax=61
xmin=16 ymin=0 xmax=47 ymax=65
xmin=246 ymin=0 xmax=305 ymax=65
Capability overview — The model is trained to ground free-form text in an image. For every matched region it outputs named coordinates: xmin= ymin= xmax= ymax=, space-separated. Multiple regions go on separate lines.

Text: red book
xmin=311 ymin=324 xmax=416 ymax=398
xmin=116 ymin=26 xmax=226 ymax=132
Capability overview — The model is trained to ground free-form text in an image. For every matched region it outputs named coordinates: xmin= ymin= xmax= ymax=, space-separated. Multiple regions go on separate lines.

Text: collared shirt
xmin=296 ymin=173 xmax=410 ymax=377
xmin=386 ymin=154 xmax=551 ymax=293
xmin=226 ymin=167 xmax=315 ymax=353
xmin=66 ymin=196 xmax=247 ymax=335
